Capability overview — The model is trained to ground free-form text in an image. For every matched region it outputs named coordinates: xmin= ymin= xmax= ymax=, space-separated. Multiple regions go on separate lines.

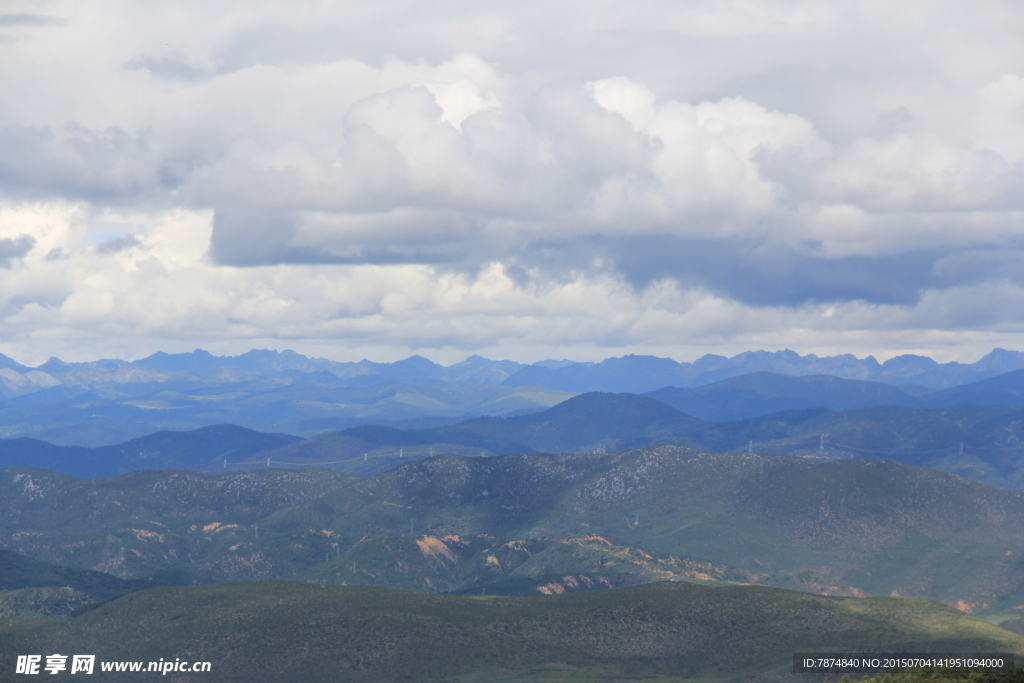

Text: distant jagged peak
xmin=531 ymin=359 xmax=584 ymax=369
xmin=448 ymin=354 xmax=521 ymax=369
xmin=148 ymin=349 xmax=215 ymax=359
xmin=132 ymin=349 xmax=220 ymax=372
xmin=974 ymin=348 xmax=1024 ymax=370
xmin=391 ymin=354 xmax=441 ymax=369
xmin=598 ymin=354 xmax=683 ymax=368
xmin=880 ymin=354 xmax=943 ymax=370
xmin=540 ymin=390 xmax=687 ymax=419
xmin=730 ymin=348 xmax=806 ymax=362
xmin=0 ymin=346 xmax=1022 ymax=401
xmin=0 ymin=352 xmax=29 ymax=373
xmin=37 ymin=357 xmax=70 ymax=373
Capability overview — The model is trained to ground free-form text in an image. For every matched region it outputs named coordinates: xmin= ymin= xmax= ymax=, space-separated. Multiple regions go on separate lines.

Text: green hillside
xmin=310 ymin=447 xmax=1024 ymax=621
xmin=0 ymin=467 xmax=358 ymax=583
xmin=0 ymin=549 xmax=153 ymax=619
xmin=5 ymin=447 xmax=1024 ymax=631
xmin=698 ymin=404 xmax=1024 ymax=488
xmin=1 ymin=581 xmax=1020 ymax=682
xmin=0 ymin=548 xmax=138 ymax=597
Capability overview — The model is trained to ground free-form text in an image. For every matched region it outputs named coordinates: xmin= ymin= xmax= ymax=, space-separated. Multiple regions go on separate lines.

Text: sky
xmin=1 ymin=0 xmax=1024 ymax=366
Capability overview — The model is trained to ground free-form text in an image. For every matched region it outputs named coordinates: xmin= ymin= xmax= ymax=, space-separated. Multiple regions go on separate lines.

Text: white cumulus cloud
xmin=1 ymin=0 xmax=1024 ymax=365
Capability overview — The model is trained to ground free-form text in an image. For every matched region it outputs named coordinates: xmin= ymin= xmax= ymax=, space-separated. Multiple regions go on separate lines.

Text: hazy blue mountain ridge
xmin=0 ymin=374 xmax=575 ymax=446
xmin=915 ymin=369 xmax=1024 ymax=407
xmin=0 ymin=353 xmax=30 ymax=373
xmin=16 ymin=347 xmax=1024 ymax=396
xmin=645 ymin=368 xmax=1024 ymax=421
xmin=645 ymin=372 xmax=921 ymax=420
xmin=0 ymin=426 xmax=297 ymax=478
xmin=503 ymin=348 xmax=1024 ymax=392
xmin=3 ymin=347 xmax=1024 ymax=447
xmin=261 ymin=389 xmax=1024 ymax=488
xmin=37 ymin=349 xmax=530 ymax=387
xmin=11 ymin=384 xmax=1024 ymax=487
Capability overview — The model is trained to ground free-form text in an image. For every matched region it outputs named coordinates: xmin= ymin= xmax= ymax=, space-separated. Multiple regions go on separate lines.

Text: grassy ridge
xmin=2 ymin=581 xmax=1022 ymax=682
xmin=0 ymin=548 xmax=137 ymax=597
xmin=0 ymin=548 xmax=162 ymax=618
xmin=6 ymin=447 xmax=1024 ymax=626
xmin=0 ymin=467 xmax=358 ymax=583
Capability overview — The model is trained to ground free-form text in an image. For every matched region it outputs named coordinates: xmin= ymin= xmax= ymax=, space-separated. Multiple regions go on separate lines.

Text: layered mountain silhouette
xmin=4 ymin=347 xmax=1024 ymax=445
xmin=9 ymin=379 xmax=1024 ymax=487
xmin=0 ymin=425 xmax=299 ymax=478
xmin=5 ymin=348 xmax=1024 ymax=680
xmin=645 ymin=368 xmax=1024 ymax=419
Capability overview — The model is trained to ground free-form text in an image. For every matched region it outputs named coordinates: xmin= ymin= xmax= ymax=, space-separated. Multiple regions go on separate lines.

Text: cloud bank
xmin=1 ymin=1 xmax=1024 ymax=364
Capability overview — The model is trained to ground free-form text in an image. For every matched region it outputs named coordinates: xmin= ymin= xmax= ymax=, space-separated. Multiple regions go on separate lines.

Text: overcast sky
xmin=1 ymin=0 xmax=1023 ymax=366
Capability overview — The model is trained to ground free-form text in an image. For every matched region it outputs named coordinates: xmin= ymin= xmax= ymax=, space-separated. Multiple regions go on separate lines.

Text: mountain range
xmin=9 ymin=383 xmax=1024 ymax=487
xmin=16 ymin=346 xmax=1024 ymax=394
xmin=647 ymin=369 xmax=1024 ymax=420
xmin=5 ymin=347 xmax=1024 ymax=445
xmin=6 ymin=347 xmax=1024 ymax=680
xmin=317 ymin=393 xmax=1024 ymax=488
xmin=6 ymin=444 xmax=1024 ymax=630
xmin=5 ymin=437 xmax=1024 ymax=679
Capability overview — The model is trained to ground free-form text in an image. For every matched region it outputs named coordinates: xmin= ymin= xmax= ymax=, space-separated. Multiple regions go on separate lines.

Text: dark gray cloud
xmin=0 ymin=234 xmax=35 ymax=267
xmin=207 ymin=208 xmax=338 ymax=266
xmin=599 ymin=236 xmax=942 ymax=307
xmin=499 ymin=235 xmax=948 ymax=307
xmin=96 ymin=234 xmax=142 ymax=254
xmin=0 ymin=124 xmax=191 ymax=202
xmin=209 ymin=206 xmax=479 ymax=267
xmin=124 ymin=56 xmax=212 ymax=82
xmin=0 ymin=14 xmax=66 ymax=27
